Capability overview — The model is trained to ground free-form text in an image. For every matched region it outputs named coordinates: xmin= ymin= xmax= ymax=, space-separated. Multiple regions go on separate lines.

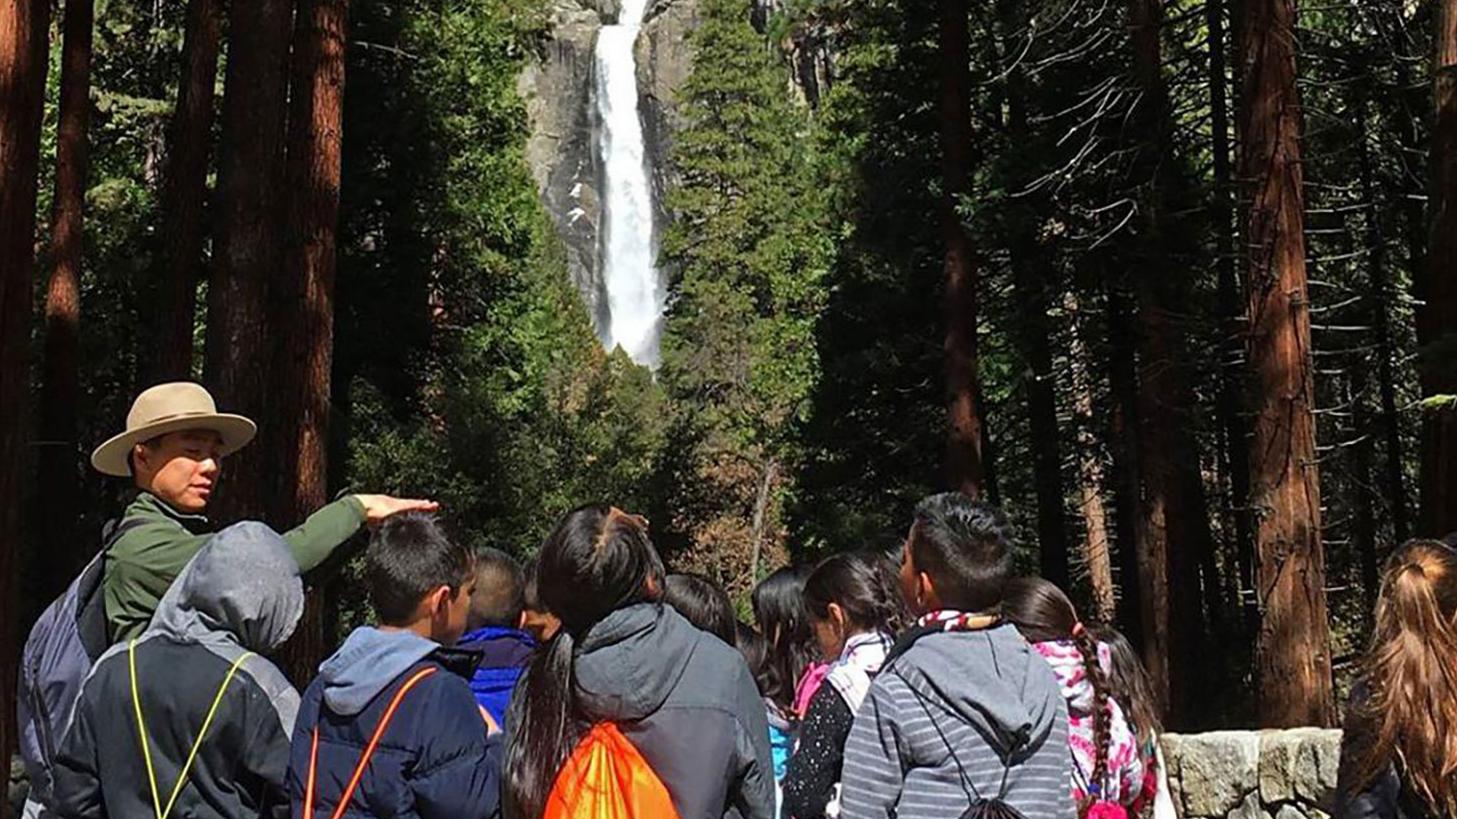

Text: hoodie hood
xmin=149 ymin=521 xmax=304 ymax=655
xmin=317 ymin=627 xmax=440 ymax=716
xmin=892 ymin=623 xmax=1063 ymax=756
xmin=573 ymin=603 xmax=697 ymax=723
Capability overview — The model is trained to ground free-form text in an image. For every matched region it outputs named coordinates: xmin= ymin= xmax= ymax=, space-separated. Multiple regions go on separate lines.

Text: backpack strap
xmin=128 ymin=639 xmax=253 ymax=819
xmin=303 ymin=665 xmax=438 ymax=819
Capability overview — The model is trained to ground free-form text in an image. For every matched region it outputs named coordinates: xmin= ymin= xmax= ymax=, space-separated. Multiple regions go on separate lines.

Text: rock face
xmin=520 ymin=0 xmax=701 ymax=336
xmin=519 ymin=0 xmax=610 ymax=330
xmin=1163 ymin=729 xmax=1342 ymax=819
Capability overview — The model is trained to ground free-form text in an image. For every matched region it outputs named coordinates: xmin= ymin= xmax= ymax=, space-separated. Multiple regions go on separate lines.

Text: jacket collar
xmin=132 ymin=491 xmax=212 ymax=535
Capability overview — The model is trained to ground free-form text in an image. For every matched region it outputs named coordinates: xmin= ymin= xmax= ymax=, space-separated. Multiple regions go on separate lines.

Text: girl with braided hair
xmin=1004 ymin=578 xmax=1145 ymax=817
xmin=783 ymin=549 xmax=908 ymax=819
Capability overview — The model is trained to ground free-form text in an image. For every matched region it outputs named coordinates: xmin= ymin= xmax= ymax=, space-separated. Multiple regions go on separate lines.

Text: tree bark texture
xmin=1237 ymin=0 xmax=1336 ymax=728
xmin=148 ymin=0 xmax=222 ymax=384
xmin=271 ymin=0 xmax=349 ymax=686
xmin=204 ymin=0 xmax=295 ymax=523
xmin=37 ymin=0 xmax=93 ymax=598
xmin=1066 ymin=292 xmax=1116 ymax=623
xmin=938 ymin=0 xmax=986 ymax=499
xmin=0 ymin=0 xmax=51 ymax=807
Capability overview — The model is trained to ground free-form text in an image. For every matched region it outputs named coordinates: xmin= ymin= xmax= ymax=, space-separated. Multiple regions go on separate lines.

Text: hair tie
xmin=1072 ymin=622 xmax=1087 ymax=638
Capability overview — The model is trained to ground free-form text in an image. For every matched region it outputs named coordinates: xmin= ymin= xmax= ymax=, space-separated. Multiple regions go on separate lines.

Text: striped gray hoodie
xmin=839 ymin=624 xmax=1075 ymax=819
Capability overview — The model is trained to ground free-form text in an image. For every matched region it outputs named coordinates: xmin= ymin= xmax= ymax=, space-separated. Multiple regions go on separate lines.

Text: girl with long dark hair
xmin=752 ymin=565 xmax=823 ymax=718
xmin=502 ymin=505 xmax=774 ymax=819
xmin=1336 ymin=540 xmax=1457 ymax=818
xmin=1003 ymin=578 xmax=1146 ymax=816
xmin=782 ymin=550 xmax=908 ymax=819
xmin=1097 ymin=626 xmax=1176 ymax=819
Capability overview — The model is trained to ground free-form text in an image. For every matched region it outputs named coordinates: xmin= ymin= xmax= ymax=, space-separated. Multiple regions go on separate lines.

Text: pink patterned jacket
xmin=1033 ymin=640 xmax=1147 ymax=806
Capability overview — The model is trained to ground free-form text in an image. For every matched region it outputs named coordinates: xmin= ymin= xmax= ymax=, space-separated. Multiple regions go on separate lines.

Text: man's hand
xmin=354 ymin=494 xmax=440 ymax=524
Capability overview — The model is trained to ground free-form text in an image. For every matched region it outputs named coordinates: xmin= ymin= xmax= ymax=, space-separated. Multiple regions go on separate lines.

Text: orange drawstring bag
xmin=543 ymin=723 xmax=679 ymax=819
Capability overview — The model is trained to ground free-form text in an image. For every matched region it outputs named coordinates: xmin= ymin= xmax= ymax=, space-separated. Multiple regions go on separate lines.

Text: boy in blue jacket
xmin=287 ymin=514 xmax=499 ymax=819
xmin=456 ymin=547 xmax=537 ymax=727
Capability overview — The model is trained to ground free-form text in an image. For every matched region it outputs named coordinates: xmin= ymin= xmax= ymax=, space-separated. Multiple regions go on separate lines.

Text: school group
xmin=14 ymin=382 xmax=1456 ymax=819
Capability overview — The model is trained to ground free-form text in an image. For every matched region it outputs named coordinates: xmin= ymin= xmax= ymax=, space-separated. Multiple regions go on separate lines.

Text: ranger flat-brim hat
xmin=91 ymin=382 xmax=257 ymax=477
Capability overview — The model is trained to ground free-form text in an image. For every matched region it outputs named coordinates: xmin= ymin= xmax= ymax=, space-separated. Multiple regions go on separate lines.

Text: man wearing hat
xmin=91 ymin=381 xmax=437 ymax=642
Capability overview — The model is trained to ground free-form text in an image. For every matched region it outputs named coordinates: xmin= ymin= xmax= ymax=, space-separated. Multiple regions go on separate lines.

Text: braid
xmin=1073 ymin=626 xmax=1112 ymax=804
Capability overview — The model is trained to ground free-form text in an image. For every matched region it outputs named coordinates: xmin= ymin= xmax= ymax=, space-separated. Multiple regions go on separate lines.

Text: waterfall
xmin=594 ymin=0 xmax=663 ymax=367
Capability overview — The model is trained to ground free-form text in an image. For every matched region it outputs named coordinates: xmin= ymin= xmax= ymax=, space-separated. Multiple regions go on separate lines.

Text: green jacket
xmin=102 ymin=492 xmax=366 ymax=642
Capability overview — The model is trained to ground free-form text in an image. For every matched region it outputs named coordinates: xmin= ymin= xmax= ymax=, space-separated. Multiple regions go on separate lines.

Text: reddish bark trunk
xmin=1422 ymin=0 xmax=1457 ymax=536
xmin=271 ymin=0 xmax=349 ymax=685
xmin=37 ymin=0 xmax=93 ymax=596
xmin=938 ymin=0 xmax=985 ymax=499
xmin=1066 ymin=293 xmax=1115 ymax=623
xmin=149 ymin=0 xmax=222 ymax=384
xmin=204 ymin=0 xmax=295 ymax=523
xmin=1238 ymin=0 xmax=1335 ymax=728
xmin=0 ymin=0 xmax=51 ymax=805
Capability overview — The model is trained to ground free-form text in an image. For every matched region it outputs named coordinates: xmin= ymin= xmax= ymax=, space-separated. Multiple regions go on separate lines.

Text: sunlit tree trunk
xmin=271 ymin=0 xmax=349 ymax=686
xmin=1237 ymin=0 xmax=1336 ymax=728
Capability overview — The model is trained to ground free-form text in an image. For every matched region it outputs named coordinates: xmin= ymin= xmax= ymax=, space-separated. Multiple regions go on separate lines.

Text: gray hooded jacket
xmin=52 ymin=522 xmax=305 ymax=819
xmin=839 ymin=624 xmax=1076 ymax=819
xmin=513 ymin=603 xmax=775 ymax=819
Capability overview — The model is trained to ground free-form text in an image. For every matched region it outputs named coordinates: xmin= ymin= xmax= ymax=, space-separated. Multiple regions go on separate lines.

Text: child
xmin=752 ymin=566 xmax=824 ymax=718
xmin=665 ymin=572 xmax=738 ymax=644
xmin=1003 ymin=578 xmax=1145 ymax=814
xmin=1098 ymin=626 xmax=1176 ymax=819
xmin=287 ymin=514 xmax=499 ymax=819
xmin=782 ymin=550 xmax=906 ymax=819
xmin=839 ymin=493 xmax=1074 ymax=819
xmin=519 ymin=561 xmax=560 ymax=642
xmin=736 ymin=622 xmax=795 ymax=814
xmin=503 ymin=505 xmax=774 ymax=819
xmin=1336 ymin=540 xmax=1457 ymax=818
xmin=53 ymin=522 xmax=305 ymax=819
xmin=457 ymin=547 xmax=538 ymax=728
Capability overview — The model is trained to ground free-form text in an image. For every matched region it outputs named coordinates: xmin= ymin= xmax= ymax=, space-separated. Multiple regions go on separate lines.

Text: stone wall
xmin=1162 ymin=729 xmax=1341 ymax=819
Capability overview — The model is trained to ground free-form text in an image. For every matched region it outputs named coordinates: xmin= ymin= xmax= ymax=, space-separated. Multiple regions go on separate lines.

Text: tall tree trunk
xmin=1127 ymin=0 xmax=1216 ymax=729
xmin=1357 ymin=101 xmax=1410 ymax=546
xmin=1351 ymin=368 xmax=1380 ymax=623
xmin=147 ymin=0 xmax=222 ymax=384
xmin=938 ymin=0 xmax=985 ymax=499
xmin=1422 ymin=0 xmax=1457 ymax=536
xmin=36 ymin=0 xmax=93 ymax=599
xmin=1210 ymin=0 xmax=1256 ymax=626
xmin=271 ymin=0 xmax=348 ymax=686
xmin=0 ymin=0 xmax=51 ymax=807
xmin=1106 ymin=282 xmax=1156 ymax=694
xmin=1016 ymin=254 xmax=1069 ymax=588
xmin=1238 ymin=0 xmax=1336 ymax=728
xmin=1066 ymin=292 xmax=1116 ymax=622
xmin=204 ymin=0 xmax=295 ymax=523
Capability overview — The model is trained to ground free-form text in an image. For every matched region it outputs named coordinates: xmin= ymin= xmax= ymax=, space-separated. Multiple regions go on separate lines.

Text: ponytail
xmin=1353 ymin=540 xmax=1457 ymax=815
xmin=1071 ymin=623 xmax=1112 ymax=811
xmin=501 ymin=504 xmax=663 ymax=819
xmin=504 ymin=630 xmax=576 ymax=819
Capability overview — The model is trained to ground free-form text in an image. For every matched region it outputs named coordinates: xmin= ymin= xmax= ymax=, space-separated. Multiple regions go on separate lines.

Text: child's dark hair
xmin=907 ymin=493 xmax=1014 ymax=611
xmin=1003 ymin=577 xmax=1111 ymax=802
xmin=503 ymin=505 xmax=664 ymax=819
xmin=752 ymin=566 xmax=812 ymax=710
xmin=803 ymin=549 xmax=908 ymax=639
xmin=469 ymin=547 xmax=525 ymax=630
xmin=734 ymin=621 xmax=781 ymax=703
xmin=1094 ymin=625 xmax=1162 ymax=752
xmin=366 ymin=513 xmax=473 ymax=625
xmin=664 ymin=573 xmax=737 ymax=644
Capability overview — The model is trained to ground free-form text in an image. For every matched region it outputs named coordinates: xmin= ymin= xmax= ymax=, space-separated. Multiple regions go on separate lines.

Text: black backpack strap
xmin=75 ymin=517 xmax=148 ymax=657
xmin=890 ymin=667 xmax=1026 ymax=809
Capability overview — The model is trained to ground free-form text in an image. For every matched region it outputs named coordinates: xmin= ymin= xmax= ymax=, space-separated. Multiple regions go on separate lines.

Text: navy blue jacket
xmin=287 ymin=628 xmax=501 ymax=819
xmin=1335 ymin=680 xmax=1433 ymax=819
xmin=456 ymin=626 xmax=535 ymax=727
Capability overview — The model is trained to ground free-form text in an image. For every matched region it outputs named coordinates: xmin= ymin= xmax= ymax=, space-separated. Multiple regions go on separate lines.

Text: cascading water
xmin=594 ymin=0 xmax=663 ymax=367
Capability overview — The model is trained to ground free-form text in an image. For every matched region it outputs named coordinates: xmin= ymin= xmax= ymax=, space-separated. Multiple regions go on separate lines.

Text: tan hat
xmin=91 ymin=382 xmax=257 ymax=477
